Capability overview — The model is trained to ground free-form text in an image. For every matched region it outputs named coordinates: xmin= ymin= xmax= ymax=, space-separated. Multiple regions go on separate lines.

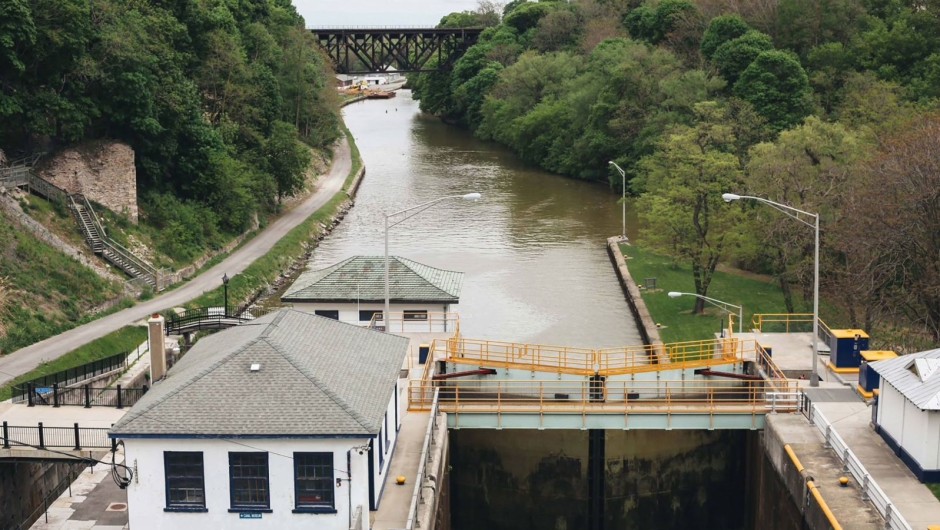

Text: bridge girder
xmin=309 ymin=28 xmax=484 ymax=74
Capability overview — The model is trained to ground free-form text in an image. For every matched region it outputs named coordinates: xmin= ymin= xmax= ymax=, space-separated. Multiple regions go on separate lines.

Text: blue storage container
xmin=858 ymin=350 xmax=896 ymax=392
xmin=829 ymin=329 xmax=869 ymax=368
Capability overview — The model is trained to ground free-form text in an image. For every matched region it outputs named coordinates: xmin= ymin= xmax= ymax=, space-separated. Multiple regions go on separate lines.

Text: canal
xmin=305 ymin=92 xmax=642 ymax=348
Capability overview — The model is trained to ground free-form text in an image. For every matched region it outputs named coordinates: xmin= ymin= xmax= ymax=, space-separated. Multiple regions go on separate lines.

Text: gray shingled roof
xmin=871 ymin=348 xmax=940 ymax=410
xmin=281 ymin=256 xmax=463 ymax=303
xmin=110 ymin=309 xmax=409 ymax=437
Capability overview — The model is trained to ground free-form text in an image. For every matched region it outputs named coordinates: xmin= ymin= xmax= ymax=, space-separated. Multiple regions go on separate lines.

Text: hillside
xmin=0 ymin=206 xmax=127 ymax=354
xmin=0 ymin=0 xmax=341 ymax=261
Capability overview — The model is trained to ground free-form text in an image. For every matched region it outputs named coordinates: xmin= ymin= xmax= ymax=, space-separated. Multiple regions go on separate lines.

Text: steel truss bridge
xmin=309 ymin=27 xmax=484 ymax=74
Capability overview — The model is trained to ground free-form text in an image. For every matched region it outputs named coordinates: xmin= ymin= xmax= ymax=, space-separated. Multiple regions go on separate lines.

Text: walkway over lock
xmin=309 ymin=27 xmax=484 ymax=74
xmin=408 ymin=331 xmax=798 ymax=430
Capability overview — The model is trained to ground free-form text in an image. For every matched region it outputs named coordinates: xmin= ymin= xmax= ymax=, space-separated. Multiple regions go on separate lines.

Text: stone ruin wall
xmin=39 ymin=141 xmax=138 ymax=223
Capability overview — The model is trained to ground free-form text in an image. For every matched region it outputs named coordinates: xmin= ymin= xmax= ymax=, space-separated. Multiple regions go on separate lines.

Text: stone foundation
xmin=39 ymin=141 xmax=138 ymax=223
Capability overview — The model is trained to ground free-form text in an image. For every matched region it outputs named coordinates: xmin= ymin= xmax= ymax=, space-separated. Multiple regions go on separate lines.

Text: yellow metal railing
xmin=408 ymin=379 xmax=800 ymax=414
xmin=751 ymin=313 xmax=834 ymax=347
xmin=441 ymin=337 xmax=752 ymax=376
xmin=442 ymin=337 xmax=596 ymax=374
xmin=368 ymin=312 xmax=460 ymax=333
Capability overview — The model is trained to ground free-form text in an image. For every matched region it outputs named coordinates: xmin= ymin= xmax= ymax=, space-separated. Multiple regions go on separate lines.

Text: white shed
xmin=872 ymin=347 xmax=940 ymax=482
xmin=281 ymin=256 xmax=463 ymax=332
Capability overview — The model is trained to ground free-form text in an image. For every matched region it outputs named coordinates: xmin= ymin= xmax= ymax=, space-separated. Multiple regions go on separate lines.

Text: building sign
xmin=239 ymin=513 xmax=262 ymax=519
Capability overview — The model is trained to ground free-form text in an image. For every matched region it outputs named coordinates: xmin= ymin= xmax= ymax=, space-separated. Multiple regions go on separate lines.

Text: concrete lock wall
xmin=0 ymin=460 xmax=87 ymax=530
xmin=448 ymin=429 xmax=753 ymax=530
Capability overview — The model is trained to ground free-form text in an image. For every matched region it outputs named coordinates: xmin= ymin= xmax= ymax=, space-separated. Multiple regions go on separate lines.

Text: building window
xmin=384 ymin=412 xmax=390 ymax=451
xmin=229 ymin=452 xmax=270 ymax=511
xmin=403 ymin=310 xmax=428 ymax=320
xmin=359 ymin=310 xmax=383 ymax=322
xmin=164 ymin=452 xmax=206 ymax=511
xmin=294 ymin=453 xmax=335 ymax=511
xmin=314 ymin=310 xmax=339 ymax=320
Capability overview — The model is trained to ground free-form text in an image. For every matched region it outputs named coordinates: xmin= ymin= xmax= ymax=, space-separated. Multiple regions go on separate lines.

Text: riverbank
xmin=612 ymin=242 xmax=811 ymax=343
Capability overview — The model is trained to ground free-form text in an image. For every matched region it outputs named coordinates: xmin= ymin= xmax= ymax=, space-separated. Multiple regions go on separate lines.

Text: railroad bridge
xmin=309 ymin=27 xmax=484 ymax=74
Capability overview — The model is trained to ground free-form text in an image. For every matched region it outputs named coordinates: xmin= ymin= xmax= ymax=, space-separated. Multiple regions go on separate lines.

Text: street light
xmin=723 ymin=192 xmax=820 ymax=386
xmin=222 ymin=273 xmax=230 ymax=317
xmin=384 ymin=193 xmax=482 ymax=329
xmin=668 ymin=291 xmax=743 ymax=333
xmin=609 ymin=161 xmax=627 ymax=241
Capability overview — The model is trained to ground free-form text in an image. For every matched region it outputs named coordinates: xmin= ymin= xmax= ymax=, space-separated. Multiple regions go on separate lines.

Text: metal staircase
xmin=68 ymin=193 xmax=159 ymax=289
xmin=2 ymin=154 xmax=163 ymax=290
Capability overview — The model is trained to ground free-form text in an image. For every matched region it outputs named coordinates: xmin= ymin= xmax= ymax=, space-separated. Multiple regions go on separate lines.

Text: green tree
xmin=636 ymin=102 xmax=748 ymax=313
xmin=711 ymin=30 xmax=774 ymax=85
xmin=734 ymin=50 xmax=814 ymax=131
xmin=745 ymin=116 xmax=864 ymax=311
xmin=265 ymin=121 xmax=311 ymax=203
xmin=700 ymin=15 xmax=750 ymax=60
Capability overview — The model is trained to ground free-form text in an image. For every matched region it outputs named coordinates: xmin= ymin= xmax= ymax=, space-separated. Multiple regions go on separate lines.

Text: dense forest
xmin=0 ymin=0 xmax=341 ymax=261
xmin=414 ymin=0 xmax=940 ymax=347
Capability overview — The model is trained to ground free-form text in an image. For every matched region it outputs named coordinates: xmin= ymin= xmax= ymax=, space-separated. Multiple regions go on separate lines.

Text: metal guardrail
xmin=1 ymin=421 xmax=113 ymax=450
xmin=440 ymin=336 xmax=756 ymax=377
xmin=752 ymin=313 xmax=835 ymax=347
xmin=22 ymin=384 xmax=146 ymax=409
xmin=802 ymin=399 xmax=913 ymax=530
xmin=165 ymin=305 xmax=276 ymax=335
xmin=309 ymin=25 xmax=484 ymax=30
xmin=409 ymin=379 xmax=800 ymax=413
xmin=368 ymin=312 xmax=460 ymax=333
xmin=404 ymin=388 xmax=441 ymax=530
xmin=11 ymin=352 xmax=129 ymax=403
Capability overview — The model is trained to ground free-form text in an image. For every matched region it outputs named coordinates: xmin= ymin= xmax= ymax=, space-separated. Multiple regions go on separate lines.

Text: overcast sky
xmin=295 ymin=0 xmax=482 ymax=27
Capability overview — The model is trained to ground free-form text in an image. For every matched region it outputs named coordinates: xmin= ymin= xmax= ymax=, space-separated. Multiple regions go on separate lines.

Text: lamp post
xmin=722 ymin=192 xmax=820 ymax=387
xmin=222 ymin=273 xmax=230 ymax=317
xmin=608 ymin=161 xmax=627 ymax=241
xmin=384 ymin=193 xmax=482 ymax=329
xmin=668 ymin=291 xmax=743 ymax=333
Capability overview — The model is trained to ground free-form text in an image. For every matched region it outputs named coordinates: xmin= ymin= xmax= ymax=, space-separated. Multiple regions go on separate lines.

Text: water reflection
xmin=300 ymin=93 xmax=641 ymax=347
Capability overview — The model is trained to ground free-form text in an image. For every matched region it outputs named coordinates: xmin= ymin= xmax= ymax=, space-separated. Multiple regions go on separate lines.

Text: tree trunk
xmin=779 ymin=276 xmax=794 ymax=313
xmin=693 ymin=296 xmax=706 ymax=314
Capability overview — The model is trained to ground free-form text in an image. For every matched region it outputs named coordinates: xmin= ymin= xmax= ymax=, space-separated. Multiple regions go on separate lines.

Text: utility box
xmin=829 ymin=329 xmax=869 ymax=369
xmin=858 ymin=350 xmax=897 ymax=395
xmin=418 ymin=344 xmax=430 ymax=365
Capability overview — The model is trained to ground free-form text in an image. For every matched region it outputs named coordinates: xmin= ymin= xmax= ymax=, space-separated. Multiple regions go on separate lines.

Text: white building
xmin=109 ymin=309 xmax=410 ymax=530
xmin=872 ymin=347 xmax=940 ymax=482
xmin=281 ymin=256 xmax=463 ymax=332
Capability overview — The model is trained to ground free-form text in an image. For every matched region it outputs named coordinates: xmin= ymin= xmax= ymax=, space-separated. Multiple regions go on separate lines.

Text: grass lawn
xmin=620 ymin=243 xmax=813 ymax=343
xmin=928 ymin=483 xmax=940 ymax=502
xmin=0 ymin=325 xmax=148 ymax=401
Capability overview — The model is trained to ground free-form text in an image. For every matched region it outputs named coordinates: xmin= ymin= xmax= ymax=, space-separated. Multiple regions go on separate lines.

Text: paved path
xmin=0 ymin=139 xmax=351 ymax=386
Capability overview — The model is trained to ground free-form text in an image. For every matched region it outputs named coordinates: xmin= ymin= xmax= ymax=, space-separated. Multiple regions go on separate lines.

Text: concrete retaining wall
xmin=0 ymin=461 xmax=87 ymax=530
xmin=606 ymin=237 xmax=662 ymax=348
xmin=449 ymin=429 xmax=750 ymax=530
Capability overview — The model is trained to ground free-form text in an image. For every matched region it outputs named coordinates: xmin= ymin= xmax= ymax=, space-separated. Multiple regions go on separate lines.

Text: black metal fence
xmin=21 ymin=384 xmax=146 ymax=409
xmin=165 ymin=305 xmax=277 ymax=335
xmin=1 ymin=421 xmax=113 ymax=450
xmin=11 ymin=352 xmax=129 ymax=404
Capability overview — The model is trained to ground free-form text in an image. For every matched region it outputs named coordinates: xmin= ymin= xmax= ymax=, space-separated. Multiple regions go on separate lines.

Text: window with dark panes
xmin=165 ymin=452 xmax=206 ymax=510
xmin=402 ymin=310 xmax=428 ymax=320
xmin=229 ymin=452 xmax=270 ymax=509
xmin=314 ymin=310 xmax=339 ymax=320
xmin=294 ymin=453 xmax=334 ymax=509
xmin=359 ymin=310 xmax=383 ymax=322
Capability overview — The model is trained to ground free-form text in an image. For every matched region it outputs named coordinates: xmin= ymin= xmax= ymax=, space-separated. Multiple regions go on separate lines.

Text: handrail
xmin=11 ymin=352 xmax=129 ymax=403
xmin=11 ymin=464 xmax=83 ymax=530
xmin=803 ymin=400 xmax=913 ymax=530
xmin=784 ymin=444 xmax=843 ymax=530
xmin=404 ymin=388 xmax=440 ymax=530
xmin=442 ymin=337 xmax=765 ymax=377
xmin=409 ymin=379 xmax=799 ymax=412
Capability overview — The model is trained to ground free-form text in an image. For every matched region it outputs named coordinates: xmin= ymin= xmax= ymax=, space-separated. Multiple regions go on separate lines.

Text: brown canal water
xmin=278 ymin=92 xmax=642 ymax=347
